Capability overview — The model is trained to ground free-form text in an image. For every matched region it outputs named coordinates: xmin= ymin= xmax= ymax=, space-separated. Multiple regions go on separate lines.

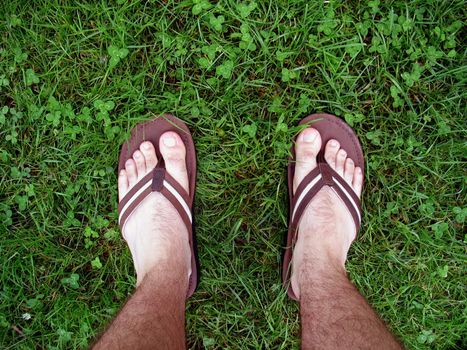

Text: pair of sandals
xmin=117 ymin=113 xmax=364 ymax=300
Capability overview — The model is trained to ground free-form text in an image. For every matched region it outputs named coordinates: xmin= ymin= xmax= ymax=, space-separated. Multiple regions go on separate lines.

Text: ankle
xmin=297 ymin=257 xmax=347 ymax=289
xmin=136 ymin=239 xmax=190 ymax=283
xmin=139 ymin=256 xmax=190 ymax=288
xmin=299 ymin=225 xmax=352 ymax=265
xmin=128 ymin=226 xmax=191 ymax=286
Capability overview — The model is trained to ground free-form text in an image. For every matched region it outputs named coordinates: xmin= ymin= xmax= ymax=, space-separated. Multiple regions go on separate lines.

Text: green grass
xmin=0 ymin=0 xmax=465 ymax=348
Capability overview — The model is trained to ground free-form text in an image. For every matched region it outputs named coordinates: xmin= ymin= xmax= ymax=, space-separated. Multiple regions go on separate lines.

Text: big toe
xmin=159 ymin=131 xmax=189 ymax=193
xmin=293 ymin=128 xmax=322 ymax=194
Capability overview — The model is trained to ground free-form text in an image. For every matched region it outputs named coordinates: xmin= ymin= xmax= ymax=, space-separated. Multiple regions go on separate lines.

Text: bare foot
xmin=118 ymin=132 xmax=191 ymax=286
xmin=290 ymin=128 xmax=364 ymax=298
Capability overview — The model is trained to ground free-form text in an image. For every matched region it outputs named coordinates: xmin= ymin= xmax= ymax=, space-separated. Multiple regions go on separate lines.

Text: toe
xmin=140 ymin=141 xmax=158 ymax=171
xmin=324 ymin=139 xmax=340 ymax=169
xmin=159 ymin=131 xmax=189 ymax=193
xmin=118 ymin=169 xmax=129 ymax=201
xmin=125 ymin=159 xmax=138 ymax=186
xmin=335 ymin=149 xmax=347 ymax=176
xmin=352 ymin=167 xmax=364 ymax=198
xmin=344 ymin=158 xmax=354 ymax=185
xmin=293 ymin=128 xmax=322 ymax=194
xmin=133 ymin=150 xmax=146 ymax=178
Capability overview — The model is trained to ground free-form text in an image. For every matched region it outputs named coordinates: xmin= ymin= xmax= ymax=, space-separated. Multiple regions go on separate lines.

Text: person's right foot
xmin=290 ymin=127 xmax=364 ymax=298
xmin=118 ymin=132 xmax=192 ymax=286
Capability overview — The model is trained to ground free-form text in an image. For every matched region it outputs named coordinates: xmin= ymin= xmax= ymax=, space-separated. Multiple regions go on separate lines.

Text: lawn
xmin=0 ymin=0 xmax=465 ymax=349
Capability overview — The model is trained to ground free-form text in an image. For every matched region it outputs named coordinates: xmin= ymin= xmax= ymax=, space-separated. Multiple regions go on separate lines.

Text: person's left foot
xmin=118 ymin=132 xmax=191 ymax=286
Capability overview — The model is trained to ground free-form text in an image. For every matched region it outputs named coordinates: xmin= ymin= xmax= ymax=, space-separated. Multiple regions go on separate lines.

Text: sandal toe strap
xmin=118 ymin=166 xmax=192 ymax=234
xmin=291 ymin=155 xmax=361 ymax=233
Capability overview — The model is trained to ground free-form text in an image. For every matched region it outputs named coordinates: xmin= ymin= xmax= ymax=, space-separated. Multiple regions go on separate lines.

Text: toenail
xmin=126 ymin=160 xmax=133 ymax=166
xmin=120 ymin=170 xmax=125 ymax=176
xmin=142 ymin=142 xmax=151 ymax=150
xmin=134 ymin=152 xmax=141 ymax=158
xmin=163 ymin=135 xmax=176 ymax=147
xmin=302 ymin=130 xmax=317 ymax=143
xmin=330 ymin=140 xmax=338 ymax=147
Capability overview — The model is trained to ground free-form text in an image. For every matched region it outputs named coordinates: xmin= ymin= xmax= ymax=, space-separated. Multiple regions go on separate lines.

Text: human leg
xmin=93 ymin=130 xmax=192 ymax=349
xmin=290 ymin=126 xmax=402 ymax=349
xmin=298 ymin=261 xmax=402 ymax=350
xmin=92 ymin=258 xmax=188 ymax=349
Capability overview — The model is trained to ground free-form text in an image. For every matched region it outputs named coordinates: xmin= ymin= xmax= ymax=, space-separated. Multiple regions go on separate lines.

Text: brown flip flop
xmin=117 ymin=114 xmax=199 ymax=298
xmin=282 ymin=113 xmax=365 ymax=300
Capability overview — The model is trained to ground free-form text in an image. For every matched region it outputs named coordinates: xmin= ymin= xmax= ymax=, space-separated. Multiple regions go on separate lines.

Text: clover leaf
xmin=344 ymin=113 xmax=365 ymax=127
xmin=0 ymin=106 xmax=8 ymax=125
xmin=192 ymin=0 xmax=212 ymax=15
xmin=276 ymin=50 xmax=289 ymax=62
xmin=402 ymin=63 xmax=423 ymax=87
xmin=242 ymin=123 xmax=257 ymax=138
xmin=15 ymin=195 xmax=28 ymax=211
xmin=25 ymin=68 xmax=39 ymax=86
xmin=216 ymin=60 xmax=234 ymax=79
xmin=201 ymin=44 xmax=218 ymax=60
xmin=61 ymin=274 xmax=80 ymax=289
xmin=0 ymin=74 xmax=9 ymax=88
xmin=46 ymin=111 xmax=61 ymax=127
xmin=198 ymin=57 xmax=211 ymax=69
xmin=237 ymin=1 xmax=257 ymax=18
xmin=94 ymin=99 xmax=115 ymax=111
xmin=453 ymin=206 xmax=466 ymax=223
xmin=77 ymin=107 xmax=92 ymax=123
xmin=390 ymin=85 xmax=404 ymax=108
xmin=437 ymin=265 xmax=448 ymax=278
xmin=91 ymin=257 xmax=103 ymax=270
xmin=238 ymin=24 xmax=256 ymax=51
xmin=108 ymin=45 xmax=129 ymax=69
xmin=13 ymin=47 xmax=27 ymax=63
xmin=6 ymin=130 xmax=18 ymax=144
xmin=209 ymin=14 xmax=224 ymax=32
xmin=431 ymin=222 xmax=449 ymax=239
xmin=365 ymin=130 xmax=383 ymax=146
xmin=345 ymin=39 xmax=364 ymax=58
xmin=281 ymin=68 xmax=297 ymax=82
